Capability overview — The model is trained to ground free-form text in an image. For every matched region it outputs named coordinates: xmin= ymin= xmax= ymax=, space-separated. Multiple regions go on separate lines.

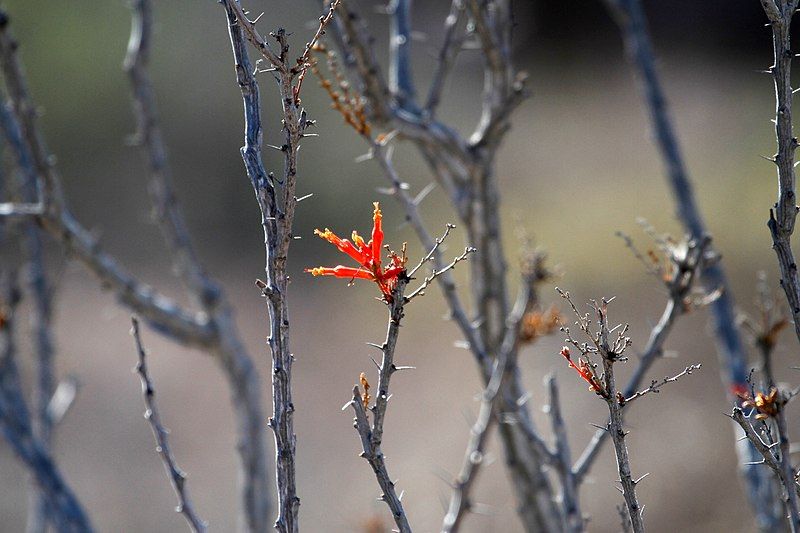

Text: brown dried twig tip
xmin=617 ymin=225 xmax=718 ymax=312
xmin=309 ymin=44 xmax=371 ymax=136
xmin=359 ymin=372 xmax=371 ymax=410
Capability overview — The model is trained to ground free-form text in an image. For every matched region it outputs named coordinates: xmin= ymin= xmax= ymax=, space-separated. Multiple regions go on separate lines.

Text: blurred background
xmin=0 ymin=1 xmax=793 ymax=531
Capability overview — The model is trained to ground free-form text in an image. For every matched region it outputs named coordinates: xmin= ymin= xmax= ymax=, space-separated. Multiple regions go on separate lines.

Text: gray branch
xmin=425 ymin=0 xmax=466 ymax=114
xmin=131 ymin=317 xmax=207 ymax=533
xmin=0 ymin=273 xmax=93 ymax=533
xmin=758 ymin=1 xmax=800 ymax=345
xmin=545 ymin=376 xmax=583 ymax=533
xmin=348 ymin=279 xmax=412 ymax=533
xmin=441 ymin=356 xmax=504 ymax=533
xmin=388 ymin=0 xmax=417 ymax=111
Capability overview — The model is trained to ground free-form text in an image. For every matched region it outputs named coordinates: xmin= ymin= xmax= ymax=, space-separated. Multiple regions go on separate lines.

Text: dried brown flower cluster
xmin=739 ymin=388 xmax=781 ymax=420
xmin=519 ymin=305 xmax=561 ymax=344
xmin=309 ymin=43 xmax=371 ymax=136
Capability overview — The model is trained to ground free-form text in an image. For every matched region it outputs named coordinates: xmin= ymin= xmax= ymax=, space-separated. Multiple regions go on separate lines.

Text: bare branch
xmin=406 ymin=244 xmax=476 ymax=302
xmin=349 ymin=280 xmax=412 ymax=533
xmin=545 ymin=375 xmax=584 ymax=533
xmin=621 ymin=364 xmax=702 ymax=405
xmin=441 ymin=356 xmax=504 ymax=533
xmin=389 ymin=0 xmax=417 ymax=111
xmin=573 ymin=234 xmax=709 ymax=481
xmin=425 ymin=0 xmax=466 ymax=114
xmin=124 ymin=0 xmax=221 ymax=309
xmin=131 ymin=317 xmax=207 ymax=532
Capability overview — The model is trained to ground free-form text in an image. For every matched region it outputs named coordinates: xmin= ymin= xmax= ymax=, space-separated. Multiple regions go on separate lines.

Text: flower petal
xmin=305 ymin=266 xmax=374 ymax=280
xmin=371 ymin=202 xmax=383 ymax=268
xmin=314 ymin=228 xmax=369 ymax=266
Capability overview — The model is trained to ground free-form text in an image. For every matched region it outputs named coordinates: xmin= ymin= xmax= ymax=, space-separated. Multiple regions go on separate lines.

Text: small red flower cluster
xmin=306 ymin=202 xmax=406 ymax=301
xmin=560 ymin=346 xmax=605 ymax=396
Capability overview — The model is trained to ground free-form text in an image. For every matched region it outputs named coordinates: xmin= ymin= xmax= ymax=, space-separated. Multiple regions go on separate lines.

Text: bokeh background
xmin=0 ymin=1 xmax=794 ymax=531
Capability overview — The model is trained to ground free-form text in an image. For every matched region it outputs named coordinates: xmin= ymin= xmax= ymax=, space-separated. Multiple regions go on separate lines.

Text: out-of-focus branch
xmin=124 ymin=0 xmax=220 ymax=308
xmin=0 ymin=273 xmax=93 ymax=532
xmin=348 ymin=279 xmax=412 ymax=533
xmin=0 ymin=101 xmax=213 ymax=346
xmin=20 ymin=131 xmax=55 ymax=533
xmin=601 ymin=0 xmax=750 ymax=393
xmin=131 ymin=317 xmax=207 ymax=533
xmin=425 ymin=0 xmax=466 ymax=114
xmin=0 ymin=8 xmax=210 ymax=344
xmin=441 ymin=355 xmax=503 ymax=533
xmin=545 ymin=375 xmax=583 ymax=533
xmin=388 ymin=0 xmax=417 ymax=111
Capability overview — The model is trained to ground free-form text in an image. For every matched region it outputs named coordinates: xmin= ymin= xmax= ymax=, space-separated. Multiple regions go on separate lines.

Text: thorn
xmin=413 ymin=182 xmax=437 ymax=206
xmin=354 ymin=151 xmax=374 ymax=163
xmin=341 ymin=400 xmax=354 ymax=411
xmin=633 ymin=472 xmax=650 ymax=485
xmin=295 ymin=193 xmax=314 ymax=203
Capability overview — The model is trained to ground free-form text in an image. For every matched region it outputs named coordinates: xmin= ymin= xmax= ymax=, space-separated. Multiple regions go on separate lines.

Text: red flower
xmin=560 ymin=346 xmax=606 ymax=396
xmin=306 ymin=202 xmax=406 ymax=301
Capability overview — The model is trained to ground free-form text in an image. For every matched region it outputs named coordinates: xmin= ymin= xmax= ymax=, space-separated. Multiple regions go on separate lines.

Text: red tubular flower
xmin=560 ymin=346 xmax=606 ymax=396
xmin=306 ymin=202 xmax=406 ymax=301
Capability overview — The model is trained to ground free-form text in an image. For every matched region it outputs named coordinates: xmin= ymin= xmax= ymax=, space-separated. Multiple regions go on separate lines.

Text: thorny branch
xmin=131 ymin=317 xmax=207 ymax=533
xmin=126 ymin=3 xmax=272 ymax=530
xmin=559 ymin=290 xmax=702 ymax=532
xmin=758 ymin=0 xmax=800 ymax=346
xmin=620 ymin=364 xmax=702 ymax=405
xmin=348 ymin=279 xmax=412 ymax=533
xmin=573 ymin=233 xmax=712 ymax=482
xmin=221 ymin=1 xmax=342 ymax=529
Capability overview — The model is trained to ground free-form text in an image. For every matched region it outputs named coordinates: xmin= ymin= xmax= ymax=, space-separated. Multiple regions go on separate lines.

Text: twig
xmin=441 ymin=355 xmax=504 ymax=533
xmin=406 ymin=244 xmax=476 ymax=301
xmin=545 ymin=375 xmax=583 ymax=533
xmin=131 ymin=317 xmax=207 ymax=533
xmin=621 ymin=364 xmax=702 ymax=405
xmin=292 ymin=0 xmax=342 ymax=103
xmin=124 ymin=0 xmax=220 ymax=309
xmin=425 ymin=0 xmax=466 ymax=114
xmin=730 ymin=406 xmax=799 ymax=495
xmin=348 ymin=279 xmax=412 ymax=533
